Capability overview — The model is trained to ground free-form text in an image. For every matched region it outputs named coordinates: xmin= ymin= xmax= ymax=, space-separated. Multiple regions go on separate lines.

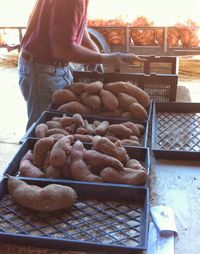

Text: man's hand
xmin=103 ymin=52 xmax=147 ymax=67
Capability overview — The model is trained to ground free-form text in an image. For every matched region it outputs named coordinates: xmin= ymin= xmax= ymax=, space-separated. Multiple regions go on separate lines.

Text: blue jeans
xmin=18 ymin=56 xmax=73 ymax=130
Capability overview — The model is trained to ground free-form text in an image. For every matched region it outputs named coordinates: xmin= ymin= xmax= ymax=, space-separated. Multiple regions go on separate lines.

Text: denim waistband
xmin=20 ymin=48 xmax=69 ymax=67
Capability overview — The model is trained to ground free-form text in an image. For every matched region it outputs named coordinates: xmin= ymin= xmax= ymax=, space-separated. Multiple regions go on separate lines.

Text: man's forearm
xmin=81 ymin=29 xmax=100 ymax=52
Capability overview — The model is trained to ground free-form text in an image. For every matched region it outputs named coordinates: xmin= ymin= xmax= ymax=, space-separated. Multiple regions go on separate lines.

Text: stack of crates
xmin=0 ymin=57 xmax=179 ymax=253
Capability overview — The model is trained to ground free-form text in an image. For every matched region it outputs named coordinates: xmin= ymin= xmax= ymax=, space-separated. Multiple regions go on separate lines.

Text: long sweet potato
xmin=33 ymin=137 xmax=56 ymax=168
xmin=100 ymin=167 xmax=147 ymax=185
xmin=57 ymin=101 xmax=92 ymax=114
xmin=83 ymin=150 xmax=124 ymax=171
xmin=7 ymin=175 xmax=77 ymax=212
xmin=107 ymin=124 xmax=132 ymax=139
xmin=104 ymin=81 xmax=150 ymax=108
xmin=92 ymin=136 xmax=128 ymax=162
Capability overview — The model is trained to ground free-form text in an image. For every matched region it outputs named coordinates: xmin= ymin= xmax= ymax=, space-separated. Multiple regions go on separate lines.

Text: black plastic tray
xmin=152 ymin=102 xmax=200 ymax=160
xmin=4 ymin=138 xmax=150 ymax=184
xmin=71 ymin=71 xmax=178 ymax=102
xmin=20 ymin=110 xmax=149 ymax=147
xmin=0 ymin=177 xmax=149 ymax=253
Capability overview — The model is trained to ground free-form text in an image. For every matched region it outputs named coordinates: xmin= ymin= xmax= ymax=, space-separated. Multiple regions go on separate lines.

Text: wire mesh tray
xmin=20 ymin=110 xmax=149 ymax=147
xmin=4 ymin=138 xmax=150 ymax=184
xmin=152 ymin=102 xmax=200 ymax=160
xmin=0 ymin=177 xmax=149 ymax=253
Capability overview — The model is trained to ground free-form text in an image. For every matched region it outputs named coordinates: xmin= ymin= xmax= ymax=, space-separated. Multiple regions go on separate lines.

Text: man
xmin=18 ymin=0 xmax=145 ymax=130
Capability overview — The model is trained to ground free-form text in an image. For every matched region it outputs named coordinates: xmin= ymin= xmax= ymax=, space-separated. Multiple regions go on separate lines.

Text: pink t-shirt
xmin=22 ymin=0 xmax=89 ymax=60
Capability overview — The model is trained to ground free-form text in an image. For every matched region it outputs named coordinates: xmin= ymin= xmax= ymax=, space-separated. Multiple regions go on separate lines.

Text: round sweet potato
xmin=52 ymin=89 xmax=78 ymax=106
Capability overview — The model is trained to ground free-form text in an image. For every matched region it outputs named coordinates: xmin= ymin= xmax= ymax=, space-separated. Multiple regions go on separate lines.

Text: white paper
xmin=150 ymin=206 xmax=178 ymax=237
xmin=147 ymin=222 xmax=174 ymax=254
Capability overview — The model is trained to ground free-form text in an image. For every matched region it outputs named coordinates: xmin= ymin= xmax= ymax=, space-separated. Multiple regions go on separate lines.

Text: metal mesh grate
xmin=156 ymin=112 xmax=200 ymax=151
xmin=0 ymin=195 xmax=143 ymax=247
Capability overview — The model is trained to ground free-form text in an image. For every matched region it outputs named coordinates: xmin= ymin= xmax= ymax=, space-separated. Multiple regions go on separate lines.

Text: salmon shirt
xmin=21 ymin=0 xmax=89 ymax=60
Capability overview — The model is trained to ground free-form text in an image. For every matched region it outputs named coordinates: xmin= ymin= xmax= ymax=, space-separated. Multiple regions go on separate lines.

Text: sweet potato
xmin=19 ymin=150 xmax=45 ymax=178
xmin=104 ymin=81 xmax=150 ymax=108
xmin=46 ymin=128 xmax=69 ymax=137
xmin=118 ymin=92 xmax=138 ymax=111
xmin=126 ymin=159 xmax=146 ymax=171
xmin=120 ymin=139 xmax=140 ymax=146
xmin=99 ymin=89 xmax=119 ymax=112
xmin=7 ymin=175 xmax=77 ymax=212
xmin=48 ymin=133 xmax=65 ymax=140
xmin=80 ymin=92 xmax=102 ymax=111
xmin=57 ymin=101 xmax=92 ymax=114
xmin=46 ymin=120 xmax=62 ymax=129
xmin=129 ymin=102 xmax=148 ymax=120
xmin=92 ymin=137 xmax=128 ymax=162
xmin=135 ymin=123 xmax=146 ymax=135
xmin=121 ymin=122 xmax=141 ymax=137
xmin=76 ymin=127 xmax=89 ymax=135
xmin=84 ymin=81 xmax=103 ymax=94
xmin=83 ymin=150 xmax=124 ymax=171
xmin=107 ymin=124 xmax=132 ymax=139
xmin=73 ymin=134 xmax=94 ymax=143
xmin=70 ymin=140 xmax=102 ymax=182
xmin=44 ymin=165 xmax=63 ymax=179
xmin=72 ymin=113 xmax=84 ymax=127
xmin=33 ymin=137 xmax=56 ymax=168
xmin=68 ymin=82 xmax=86 ymax=95
xmin=120 ymin=111 xmax=133 ymax=119
xmin=129 ymin=135 xmax=140 ymax=141
xmin=100 ymin=167 xmax=147 ymax=185
xmin=49 ymin=135 xmax=73 ymax=168
xmin=64 ymin=124 xmax=77 ymax=134
xmin=93 ymin=120 xmax=101 ymax=127
xmin=52 ymin=116 xmax=62 ymax=122
xmin=95 ymin=120 xmax=109 ymax=136
xmin=35 ymin=123 xmax=48 ymax=138
xmin=104 ymin=135 xmax=118 ymax=143
xmin=59 ymin=115 xmax=73 ymax=127
xmin=52 ymin=89 xmax=78 ymax=106
xmin=60 ymin=160 xmax=72 ymax=179
xmin=83 ymin=120 xmax=95 ymax=135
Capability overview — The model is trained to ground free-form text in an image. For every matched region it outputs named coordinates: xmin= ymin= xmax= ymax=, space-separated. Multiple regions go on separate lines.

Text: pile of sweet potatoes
xmin=52 ymin=80 xmax=150 ymax=121
xmin=18 ymin=136 xmax=148 ymax=186
xmin=35 ymin=113 xmax=145 ymax=147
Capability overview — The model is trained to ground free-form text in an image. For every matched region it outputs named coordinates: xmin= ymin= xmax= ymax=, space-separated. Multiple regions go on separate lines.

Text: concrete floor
xmin=0 ymin=65 xmax=200 ymax=253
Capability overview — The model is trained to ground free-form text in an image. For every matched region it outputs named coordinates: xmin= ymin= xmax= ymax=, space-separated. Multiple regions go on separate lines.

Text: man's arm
xmin=51 ymin=41 xmax=146 ymax=67
xmin=49 ymin=1 xmax=146 ymax=66
xmin=81 ymin=29 xmax=100 ymax=53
